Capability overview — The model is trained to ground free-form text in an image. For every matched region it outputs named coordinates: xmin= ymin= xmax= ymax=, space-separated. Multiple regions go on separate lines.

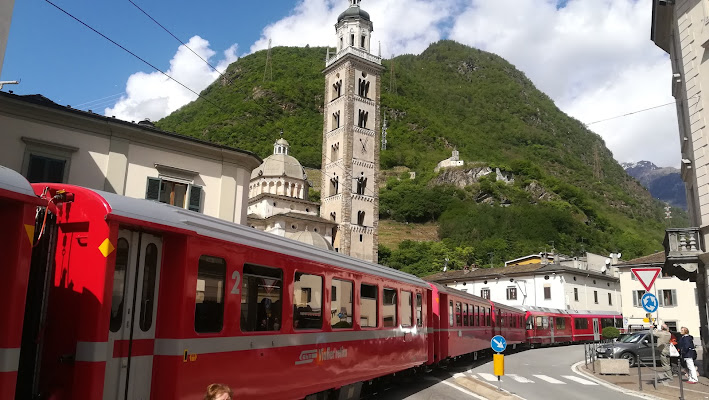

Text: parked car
xmin=596 ymin=330 xmax=681 ymax=367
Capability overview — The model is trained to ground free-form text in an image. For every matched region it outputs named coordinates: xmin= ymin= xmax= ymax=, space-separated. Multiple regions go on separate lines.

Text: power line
xmin=74 ymin=91 xmax=125 ymax=108
xmin=127 ymin=0 xmax=231 ymax=84
xmin=585 ymin=95 xmax=700 ymax=126
xmin=44 ymin=0 xmax=228 ymax=114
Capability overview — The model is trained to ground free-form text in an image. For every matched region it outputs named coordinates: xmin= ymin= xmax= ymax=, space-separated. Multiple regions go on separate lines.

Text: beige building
xmin=320 ymin=0 xmax=383 ymax=262
xmin=0 ymin=92 xmax=261 ymax=223
xmin=651 ymin=0 xmax=709 ymax=371
xmin=617 ymin=252 xmax=700 ymax=333
xmin=248 ymin=138 xmax=337 ymax=249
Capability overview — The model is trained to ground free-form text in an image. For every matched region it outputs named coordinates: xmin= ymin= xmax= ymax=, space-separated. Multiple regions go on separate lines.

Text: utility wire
xmin=127 ymin=0 xmax=231 ymax=84
xmin=585 ymin=95 xmax=700 ymax=126
xmin=74 ymin=92 xmax=125 ymax=108
xmin=44 ymin=0 xmax=228 ymax=114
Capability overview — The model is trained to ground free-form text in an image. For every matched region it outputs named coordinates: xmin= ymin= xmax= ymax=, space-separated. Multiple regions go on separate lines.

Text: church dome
xmin=337 ymin=5 xmax=370 ymax=23
xmin=251 ymin=137 xmax=307 ymax=180
xmin=287 ymin=231 xmax=334 ymax=251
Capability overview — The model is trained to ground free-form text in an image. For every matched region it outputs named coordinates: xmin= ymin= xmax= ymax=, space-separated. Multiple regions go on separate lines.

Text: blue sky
xmin=1 ymin=0 xmax=682 ymax=168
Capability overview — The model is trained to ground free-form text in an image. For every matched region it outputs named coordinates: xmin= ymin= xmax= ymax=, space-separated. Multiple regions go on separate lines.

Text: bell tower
xmin=320 ymin=0 xmax=383 ymax=263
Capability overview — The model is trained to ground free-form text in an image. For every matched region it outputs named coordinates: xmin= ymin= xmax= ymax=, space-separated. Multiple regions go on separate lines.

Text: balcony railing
xmin=663 ymin=227 xmax=702 ymax=281
xmin=326 ymin=46 xmax=382 ymax=68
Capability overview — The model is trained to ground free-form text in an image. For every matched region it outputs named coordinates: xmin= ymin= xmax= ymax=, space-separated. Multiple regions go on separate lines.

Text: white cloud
xmin=449 ymin=0 xmax=679 ymax=166
xmin=105 ymin=36 xmax=238 ymax=122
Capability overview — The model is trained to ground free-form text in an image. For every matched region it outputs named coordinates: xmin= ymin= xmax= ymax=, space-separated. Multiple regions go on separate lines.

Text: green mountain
xmin=157 ymin=41 xmax=686 ymax=276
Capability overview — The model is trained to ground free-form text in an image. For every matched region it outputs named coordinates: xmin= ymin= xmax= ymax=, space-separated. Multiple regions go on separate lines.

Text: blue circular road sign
xmin=641 ymin=292 xmax=659 ymax=313
xmin=491 ymin=335 xmax=507 ymax=353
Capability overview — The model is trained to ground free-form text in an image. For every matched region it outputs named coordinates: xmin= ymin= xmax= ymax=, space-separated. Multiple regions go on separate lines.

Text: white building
xmin=0 ymin=92 xmax=261 ymax=224
xmin=424 ymin=263 xmax=621 ymax=313
xmin=434 ymin=149 xmax=464 ymax=172
xmin=248 ymin=138 xmax=337 ymax=249
xmin=617 ymin=252 xmax=700 ymax=333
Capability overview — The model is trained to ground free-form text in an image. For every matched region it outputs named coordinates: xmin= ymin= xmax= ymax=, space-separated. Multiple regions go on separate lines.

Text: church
xmin=248 ymin=0 xmax=382 ymax=263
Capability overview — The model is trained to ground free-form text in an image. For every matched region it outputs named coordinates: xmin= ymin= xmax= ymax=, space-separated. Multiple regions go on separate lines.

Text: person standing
xmin=679 ymin=327 xmax=699 ymax=384
xmin=654 ymin=324 xmax=672 ymax=380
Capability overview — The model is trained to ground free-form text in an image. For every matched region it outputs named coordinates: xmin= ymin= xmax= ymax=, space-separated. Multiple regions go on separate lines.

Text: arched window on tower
xmin=360 ymin=35 xmax=366 ymax=48
xmin=357 ymin=110 xmax=369 ymax=128
xmin=332 ymin=111 xmax=340 ymax=130
xmin=356 ymin=172 xmax=367 ymax=195
xmin=357 ymin=211 xmax=365 ymax=226
xmin=330 ymin=142 xmax=339 ymax=162
xmin=332 ymin=80 xmax=342 ymax=99
xmin=350 ymin=34 xmax=355 ymax=46
xmin=330 ymin=173 xmax=339 ymax=195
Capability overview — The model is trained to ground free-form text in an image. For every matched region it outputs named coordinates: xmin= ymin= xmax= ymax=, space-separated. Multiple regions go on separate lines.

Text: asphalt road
xmin=370 ymin=345 xmax=643 ymax=400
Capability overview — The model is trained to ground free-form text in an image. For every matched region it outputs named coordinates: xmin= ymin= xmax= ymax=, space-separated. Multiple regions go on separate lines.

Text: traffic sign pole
xmin=491 ymin=335 xmax=506 ymax=391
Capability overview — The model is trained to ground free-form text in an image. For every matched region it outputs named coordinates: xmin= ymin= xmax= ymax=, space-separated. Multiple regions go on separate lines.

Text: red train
xmin=521 ymin=306 xmax=623 ymax=347
xmin=0 ymin=169 xmax=624 ymax=400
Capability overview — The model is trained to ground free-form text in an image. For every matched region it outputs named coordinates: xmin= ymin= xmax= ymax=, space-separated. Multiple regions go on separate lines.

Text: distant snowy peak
xmin=621 ymin=160 xmax=659 ymax=171
xmin=624 ymin=160 xmax=685 ymax=210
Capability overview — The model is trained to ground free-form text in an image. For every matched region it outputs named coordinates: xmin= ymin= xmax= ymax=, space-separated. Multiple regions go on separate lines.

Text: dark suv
xmin=595 ymin=330 xmax=681 ymax=367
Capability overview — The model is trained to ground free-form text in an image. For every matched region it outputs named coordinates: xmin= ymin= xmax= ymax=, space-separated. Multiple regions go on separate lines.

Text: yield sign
xmin=631 ymin=268 xmax=662 ymax=291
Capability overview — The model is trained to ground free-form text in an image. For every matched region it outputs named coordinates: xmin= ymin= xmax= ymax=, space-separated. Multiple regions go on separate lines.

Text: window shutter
xmin=145 ymin=177 xmax=161 ymax=201
xmin=632 ymin=292 xmax=637 ymax=307
xmin=188 ymin=185 xmax=202 ymax=212
xmin=671 ymin=289 xmax=677 ymax=306
xmin=657 ymin=290 xmax=663 ymax=306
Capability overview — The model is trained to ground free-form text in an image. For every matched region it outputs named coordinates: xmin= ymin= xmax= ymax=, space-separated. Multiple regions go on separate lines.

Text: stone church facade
xmin=320 ymin=0 xmax=383 ymax=263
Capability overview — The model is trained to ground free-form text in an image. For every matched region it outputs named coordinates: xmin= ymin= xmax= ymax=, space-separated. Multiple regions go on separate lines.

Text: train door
xmin=592 ymin=318 xmax=600 ymax=341
xmin=549 ymin=317 xmax=555 ymax=343
xmin=104 ymin=230 xmax=162 ymax=400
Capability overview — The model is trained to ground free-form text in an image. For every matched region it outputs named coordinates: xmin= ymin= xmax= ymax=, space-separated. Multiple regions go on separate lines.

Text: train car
xmin=519 ymin=306 xmax=573 ymax=346
xmin=429 ymin=284 xmax=493 ymax=362
xmin=569 ymin=310 xmax=624 ymax=342
xmin=0 ymin=166 xmax=45 ymax=400
xmin=14 ymin=183 xmax=432 ymax=400
xmin=489 ymin=302 xmax=526 ymax=347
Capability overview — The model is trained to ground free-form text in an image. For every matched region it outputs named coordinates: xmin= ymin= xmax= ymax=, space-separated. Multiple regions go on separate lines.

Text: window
xmin=632 ymin=290 xmax=646 ymax=307
xmin=146 ymin=177 xmax=202 ymax=212
xmin=110 ymin=238 xmax=130 ymax=333
xmin=357 ymin=110 xmax=369 ymax=128
xmin=658 ymin=289 xmax=678 ymax=307
xmin=556 ymin=317 xmax=565 ymax=330
xmin=350 ymin=34 xmax=354 ymax=46
xmin=666 ymin=321 xmax=677 ymax=331
xmin=360 ymin=35 xmax=365 ymax=47
xmin=574 ymin=288 xmax=579 ymax=301
xmin=593 ymin=290 xmax=598 ymax=304
xmin=506 ymin=286 xmax=517 ymax=300
xmin=455 ymin=302 xmax=462 ymax=327
xmin=21 ymin=137 xmax=76 ymax=183
xmin=543 ymin=286 xmax=551 ymax=300
xmin=463 ymin=304 xmax=469 ymax=326
xmin=481 ymin=288 xmax=490 ymax=299
xmin=526 ymin=316 xmax=534 ymax=330
xmin=195 ymin=256 xmax=226 ymax=333
xmin=293 ymin=272 xmax=323 ymax=330
xmin=615 ymin=317 xmax=623 ymax=329
xmin=357 ymin=211 xmax=365 ymax=226
xmin=486 ymin=307 xmax=491 ymax=326
xmin=542 ymin=317 xmax=549 ymax=329
xmin=331 ymin=279 xmax=353 ymax=329
xmin=416 ymin=293 xmax=423 ymax=327
xmin=574 ymin=318 xmax=588 ymax=330
xmin=360 ymin=283 xmax=378 ymax=327
xmin=631 ymin=273 xmax=636 ymax=280
xmin=401 ymin=291 xmax=413 ymax=327
xmin=608 ymin=293 xmax=612 ymax=305
xmin=139 ymin=243 xmax=159 ymax=332
xmin=535 ymin=316 xmax=543 ymax=328
xmin=241 ymin=264 xmax=283 ymax=332
xmin=383 ymin=288 xmax=397 ymax=327
xmin=449 ymin=301 xmax=454 ymax=327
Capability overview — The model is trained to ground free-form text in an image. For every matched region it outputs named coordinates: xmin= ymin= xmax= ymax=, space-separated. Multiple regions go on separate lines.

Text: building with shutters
xmin=0 ymin=91 xmax=261 ymax=224
xmin=617 ymin=252 xmax=700 ymax=334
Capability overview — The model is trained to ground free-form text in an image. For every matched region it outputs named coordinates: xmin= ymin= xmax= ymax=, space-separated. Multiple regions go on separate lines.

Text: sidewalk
xmin=576 ymin=355 xmax=709 ymax=400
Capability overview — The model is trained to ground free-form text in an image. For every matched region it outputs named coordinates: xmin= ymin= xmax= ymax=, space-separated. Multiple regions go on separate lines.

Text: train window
xmin=574 ymin=318 xmax=588 ymax=330
xmin=463 ymin=304 xmax=469 ymax=326
xmin=526 ymin=316 xmax=533 ymax=330
xmin=293 ymin=272 xmax=323 ymax=330
xmin=401 ymin=291 xmax=413 ymax=327
xmin=449 ymin=301 xmax=454 ymax=327
xmin=360 ymin=283 xmax=378 ymax=328
xmin=556 ymin=318 xmax=565 ymax=330
xmin=383 ymin=288 xmax=397 ymax=327
xmin=416 ymin=293 xmax=423 ymax=327
xmin=195 ymin=256 xmax=227 ymax=333
xmin=486 ymin=307 xmax=491 ymax=326
xmin=535 ymin=316 xmax=543 ymax=328
xmin=110 ymin=238 xmax=130 ymax=333
xmin=615 ymin=317 xmax=623 ymax=329
xmin=139 ymin=243 xmax=159 ymax=332
xmin=455 ymin=302 xmax=462 ymax=327
xmin=600 ymin=318 xmax=614 ymax=328
xmin=241 ymin=264 xmax=283 ymax=332
xmin=474 ymin=306 xmax=479 ymax=326
xmin=542 ymin=317 xmax=549 ymax=329
xmin=331 ymin=279 xmax=353 ymax=329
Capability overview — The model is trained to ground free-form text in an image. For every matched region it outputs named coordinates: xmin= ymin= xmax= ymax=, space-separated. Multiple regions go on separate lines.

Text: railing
xmin=326 ymin=46 xmax=382 ymax=68
xmin=663 ymin=227 xmax=702 ymax=280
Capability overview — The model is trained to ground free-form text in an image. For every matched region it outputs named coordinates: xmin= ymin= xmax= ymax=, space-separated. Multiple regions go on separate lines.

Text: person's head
xmin=661 ymin=324 xmax=669 ymax=331
xmin=204 ymin=383 xmax=233 ymax=400
xmin=681 ymin=327 xmax=689 ymax=335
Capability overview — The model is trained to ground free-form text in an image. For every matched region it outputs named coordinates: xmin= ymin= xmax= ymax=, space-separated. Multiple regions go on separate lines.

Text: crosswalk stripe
xmin=533 ymin=374 xmax=565 ymax=384
xmin=477 ymin=373 xmax=499 ymax=382
xmin=453 ymin=373 xmax=467 ymax=379
xmin=562 ymin=375 xmax=597 ymax=385
xmin=507 ymin=374 xmax=535 ymax=383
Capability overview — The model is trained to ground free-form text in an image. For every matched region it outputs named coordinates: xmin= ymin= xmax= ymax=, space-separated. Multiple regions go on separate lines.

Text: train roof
xmin=429 ymin=282 xmax=490 ymax=303
xmin=48 ymin=184 xmax=430 ymax=289
xmin=0 ymin=165 xmax=42 ymax=203
xmin=515 ymin=305 xmax=621 ymax=317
